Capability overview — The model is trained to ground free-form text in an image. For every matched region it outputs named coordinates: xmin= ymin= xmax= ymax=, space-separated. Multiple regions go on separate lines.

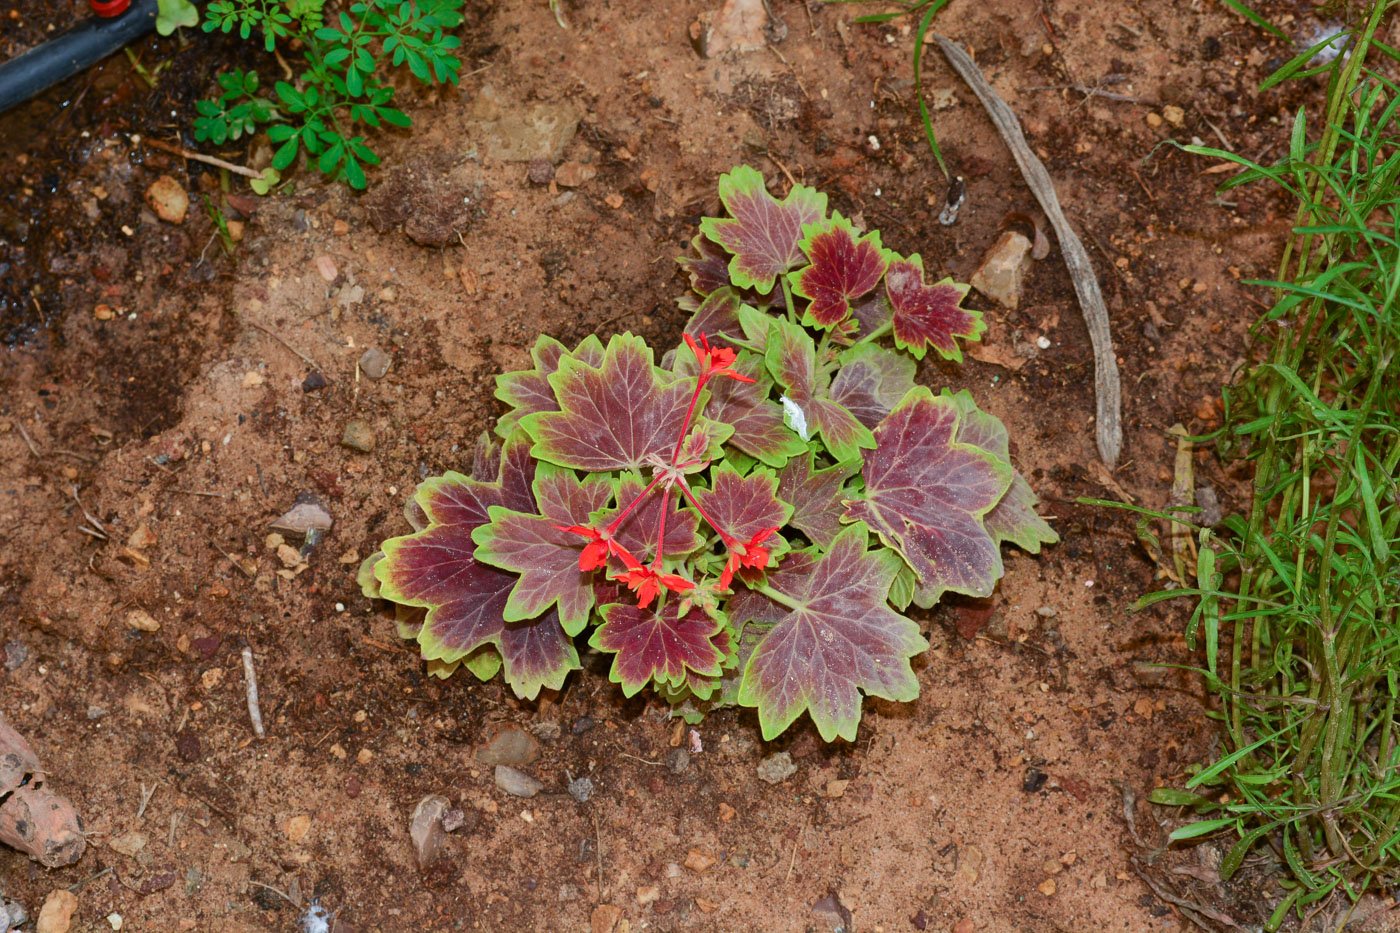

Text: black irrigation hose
xmin=0 ymin=0 xmax=161 ymax=116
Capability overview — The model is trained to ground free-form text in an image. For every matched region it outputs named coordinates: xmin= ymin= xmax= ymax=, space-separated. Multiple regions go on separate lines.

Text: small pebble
xmin=476 ymin=727 xmax=540 ymax=766
xmin=526 ymin=158 xmax=554 ymax=184
xmin=756 ymin=751 xmax=797 ymax=784
xmin=301 ymin=371 xmax=330 ymax=392
xmin=341 ymin=420 xmax=376 ymax=453
xmin=125 ymin=609 xmax=160 ymax=632
xmin=408 ymin=795 xmax=451 ymax=870
xmin=441 ymin=809 xmax=467 ymax=833
xmin=358 ymin=347 xmax=391 ymax=380
xmin=3 ymin=640 xmax=27 ymax=670
xmin=664 ymin=747 xmax=691 ymax=774
xmin=571 ymin=716 xmax=595 ymax=734
xmin=567 ymin=776 xmax=595 ymax=803
xmin=495 ymin=765 xmax=543 ymax=798
xmin=36 ymin=889 xmax=77 ymax=933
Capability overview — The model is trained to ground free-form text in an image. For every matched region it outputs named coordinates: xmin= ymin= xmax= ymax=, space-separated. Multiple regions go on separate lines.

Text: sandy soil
xmin=0 ymin=0 xmax=1347 ymax=930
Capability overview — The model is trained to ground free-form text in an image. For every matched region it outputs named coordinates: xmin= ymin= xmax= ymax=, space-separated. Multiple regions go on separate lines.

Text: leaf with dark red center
xmin=472 ymin=465 xmax=615 ymax=631
xmin=828 ymin=343 xmax=916 ymax=430
xmin=700 ymin=165 xmax=828 ymax=294
xmin=736 ymin=524 xmax=927 ymax=741
xmin=376 ymin=525 xmax=578 ymax=699
xmin=682 ymin=287 xmax=747 ymax=348
xmin=594 ymin=473 xmax=703 ymax=566
xmin=943 ymin=390 xmax=1058 ymax=553
xmin=764 ymin=319 xmax=874 ymax=462
xmin=495 ymin=334 xmax=605 ymax=436
xmin=843 ymin=388 xmax=1013 ymax=605
xmin=692 ymin=464 xmax=791 ymax=549
xmin=789 ymin=213 xmax=889 ymax=328
xmin=677 ymin=233 xmax=733 ymax=296
xmin=374 ymin=430 xmax=579 ymax=699
xmin=676 ymin=348 xmax=806 ymax=468
xmin=776 ymin=453 xmax=860 ymax=548
xmin=522 ymin=333 xmax=731 ymax=472
xmin=591 ymin=601 xmax=726 ymax=696
xmin=883 ymin=253 xmax=983 ymax=361
xmin=412 ymin=429 xmax=536 ymax=528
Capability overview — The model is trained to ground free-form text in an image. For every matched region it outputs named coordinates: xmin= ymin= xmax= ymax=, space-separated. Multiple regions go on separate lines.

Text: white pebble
xmin=1036 ymin=336 xmax=1052 ymax=349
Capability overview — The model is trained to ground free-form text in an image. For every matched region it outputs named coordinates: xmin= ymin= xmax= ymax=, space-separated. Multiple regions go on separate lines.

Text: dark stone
xmin=302 ymin=371 xmax=329 ymax=392
xmin=1022 ymin=768 xmax=1048 ymax=793
xmin=527 ymin=158 xmax=554 ymax=184
xmin=175 ymin=731 xmax=201 ymax=762
xmin=571 ymin=716 xmax=595 ymax=734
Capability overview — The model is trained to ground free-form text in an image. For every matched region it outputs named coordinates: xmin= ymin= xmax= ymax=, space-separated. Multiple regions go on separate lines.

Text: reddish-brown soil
xmin=0 ymin=1 xmax=1349 ymax=930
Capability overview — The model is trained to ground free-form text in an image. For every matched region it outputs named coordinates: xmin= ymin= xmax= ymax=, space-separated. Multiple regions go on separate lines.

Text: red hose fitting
xmin=90 ymin=0 xmax=131 ymax=17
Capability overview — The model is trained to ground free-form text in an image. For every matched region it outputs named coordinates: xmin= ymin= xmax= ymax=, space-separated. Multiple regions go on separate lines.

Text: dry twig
xmin=242 ymin=647 xmax=266 ymax=738
xmin=936 ymin=35 xmax=1123 ymax=465
xmin=142 ymin=136 xmax=262 ymax=179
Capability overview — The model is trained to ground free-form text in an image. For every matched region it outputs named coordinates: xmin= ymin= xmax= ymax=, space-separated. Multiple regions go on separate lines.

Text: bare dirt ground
xmin=0 ymin=0 xmax=1351 ymax=930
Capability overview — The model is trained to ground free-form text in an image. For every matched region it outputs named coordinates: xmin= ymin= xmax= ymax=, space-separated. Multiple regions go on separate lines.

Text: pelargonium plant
xmin=360 ymin=165 xmax=1056 ymax=741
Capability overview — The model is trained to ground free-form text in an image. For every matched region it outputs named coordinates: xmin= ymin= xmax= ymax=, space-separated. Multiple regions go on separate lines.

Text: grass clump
xmin=1140 ymin=1 xmax=1400 ymax=926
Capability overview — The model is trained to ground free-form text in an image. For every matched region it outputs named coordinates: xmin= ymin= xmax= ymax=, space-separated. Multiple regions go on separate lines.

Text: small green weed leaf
xmin=157 ymin=0 xmax=199 ymax=35
xmin=1168 ymin=818 xmax=1237 ymax=841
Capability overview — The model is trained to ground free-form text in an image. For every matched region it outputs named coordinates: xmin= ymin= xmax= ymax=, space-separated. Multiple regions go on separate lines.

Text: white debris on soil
xmin=1303 ymin=22 xmax=1349 ymax=65
xmin=299 ymin=901 xmax=329 ymax=933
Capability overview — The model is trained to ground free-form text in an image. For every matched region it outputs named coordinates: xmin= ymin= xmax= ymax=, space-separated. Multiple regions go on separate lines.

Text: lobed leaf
xmin=677 ymin=233 xmax=735 ymax=296
xmin=828 ymin=343 xmax=916 ymax=430
xmin=522 ymin=333 xmax=730 ymax=472
xmin=790 ymin=213 xmax=889 ymax=328
xmin=843 ymin=388 xmax=1013 ymax=605
xmin=692 ymin=463 xmax=793 ymax=546
xmin=737 ymin=523 xmax=928 ymax=741
xmin=595 ymin=474 xmax=703 ymax=565
xmin=374 ymin=429 xmax=577 ymax=699
xmin=942 ymin=391 xmax=1058 ymax=553
xmin=883 ymin=253 xmax=983 ymax=361
xmin=764 ymin=319 xmax=874 ymax=462
xmin=776 ymin=452 xmax=860 ymax=548
xmin=700 ymin=165 xmax=828 ymax=294
xmin=494 ymin=334 xmax=604 ymax=437
xmin=694 ymin=351 xmax=807 ymax=468
xmin=472 ymin=465 xmax=615 ymax=631
xmin=592 ymin=602 xmax=727 ymax=696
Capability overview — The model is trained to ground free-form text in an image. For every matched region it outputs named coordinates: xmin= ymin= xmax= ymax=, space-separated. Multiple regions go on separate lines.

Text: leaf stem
xmin=781 ymin=277 xmax=798 ymax=322
xmin=752 ymin=583 xmax=801 ymax=611
xmin=674 ymin=478 xmax=739 ymax=549
xmin=652 ymin=486 xmax=671 ymax=570
xmin=857 ymin=319 xmax=892 ymax=345
xmin=604 ymin=474 xmax=664 ymax=535
xmin=670 ymin=378 xmax=707 ymax=465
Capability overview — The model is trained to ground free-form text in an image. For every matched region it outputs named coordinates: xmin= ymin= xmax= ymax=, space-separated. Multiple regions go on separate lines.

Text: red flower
xmin=718 ymin=527 xmax=778 ymax=590
xmin=684 ymin=332 xmax=756 ymax=386
xmin=615 ymin=566 xmax=694 ymax=609
xmin=555 ymin=525 xmax=643 ymax=573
